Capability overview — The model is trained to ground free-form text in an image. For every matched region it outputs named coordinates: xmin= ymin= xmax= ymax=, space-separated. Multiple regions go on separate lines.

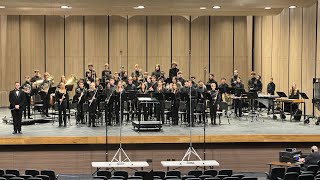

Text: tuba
xmin=65 ymin=74 xmax=78 ymax=86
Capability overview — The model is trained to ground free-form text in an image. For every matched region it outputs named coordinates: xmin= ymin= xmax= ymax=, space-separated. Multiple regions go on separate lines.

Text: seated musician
xmin=121 ymin=70 xmax=128 ymax=82
xmin=234 ymin=77 xmax=244 ymax=117
xmin=177 ymin=71 xmax=186 ymax=86
xmin=119 ymin=66 xmax=126 ymax=79
xmin=207 ymin=73 xmax=218 ymax=87
xmin=209 ymin=83 xmax=220 ymax=125
xmin=113 ymin=72 xmax=121 ymax=85
xmin=55 ymin=82 xmax=69 ymax=127
xmin=87 ymin=64 xmax=96 ymax=80
xmin=267 ymin=77 xmax=276 ymax=95
xmin=171 ymin=76 xmax=182 ymax=89
xmin=299 ymin=146 xmax=320 ymax=170
xmin=159 ymin=71 xmax=166 ymax=82
xmin=74 ymin=81 xmax=86 ymax=124
xmin=284 ymin=82 xmax=300 ymax=113
xmin=125 ymin=76 xmax=136 ymax=91
xmin=151 ymin=64 xmax=161 ymax=79
xmin=142 ymin=72 xmax=149 ymax=82
xmin=218 ymin=77 xmax=229 ymax=93
xmin=169 ymin=62 xmax=179 ymax=80
xmin=86 ymin=82 xmax=98 ymax=127
xmin=30 ymin=69 xmax=41 ymax=83
xmin=101 ymin=63 xmax=112 ymax=81
xmin=132 ymin=75 xmax=141 ymax=87
xmin=197 ymin=81 xmax=207 ymax=94
xmin=146 ymin=76 xmax=153 ymax=90
xmin=137 ymin=83 xmax=149 ymax=121
xmin=191 ymin=76 xmax=197 ymax=88
xmin=60 ymin=75 xmax=66 ymax=85
xmin=131 ymin=64 xmax=143 ymax=80
xmin=85 ymin=71 xmax=94 ymax=89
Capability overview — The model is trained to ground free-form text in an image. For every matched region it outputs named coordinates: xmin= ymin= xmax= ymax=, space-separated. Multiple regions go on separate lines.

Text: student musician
xmin=207 ymin=73 xmax=218 ymax=87
xmin=101 ymin=63 xmax=112 ymax=83
xmin=169 ymin=62 xmax=179 ymax=81
xmin=209 ymin=83 xmax=220 ymax=125
xmin=104 ymin=80 xmax=115 ymax=125
xmin=87 ymin=64 xmax=96 ymax=80
xmin=74 ymin=81 xmax=87 ymax=124
xmin=267 ymin=77 xmax=276 ymax=95
xmin=55 ymin=82 xmax=69 ymax=127
xmin=256 ymin=75 xmax=262 ymax=93
xmin=171 ymin=83 xmax=180 ymax=125
xmin=218 ymin=77 xmax=229 ymax=93
xmin=234 ymin=77 xmax=244 ymax=117
xmin=132 ymin=64 xmax=143 ymax=80
xmin=138 ymin=83 xmax=149 ymax=121
xmin=151 ymin=64 xmax=161 ymax=79
xmin=21 ymin=75 xmax=32 ymax=119
xmin=155 ymin=80 xmax=165 ymax=123
xmin=231 ymin=70 xmax=239 ymax=87
xmin=287 ymin=82 xmax=300 ymax=113
xmin=9 ymin=82 xmax=26 ymax=134
xmin=85 ymin=71 xmax=94 ymax=89
xmin=177 ymin=71 xmax=186 ymax=86
xmin=87 ymin=82 xmax=98 ymax=127
xmin=60 ymin=75 xmax=67 ymax=85
xmin=30 ymin=69 xmax=42 ymax=84
xmin=185 ymin=81 xmax=198 ymax=126
xmin=248 ymin=71 xmax=257 ymax=91
xmin=39 ymin=81 xmax=50 ymax=117
xmin=113 ymin=82 xmax=124 ymax=124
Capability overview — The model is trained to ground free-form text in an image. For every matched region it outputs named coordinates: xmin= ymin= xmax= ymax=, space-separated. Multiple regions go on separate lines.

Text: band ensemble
xmin=10 ymin=61 xmax=302 ymax=130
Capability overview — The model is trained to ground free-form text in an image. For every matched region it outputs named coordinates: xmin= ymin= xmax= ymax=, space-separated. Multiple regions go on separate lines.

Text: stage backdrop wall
xmin=253 ymin=2 xmax=319 ymax=115
xmin=0 ymin=15 xmax=252 ymax=106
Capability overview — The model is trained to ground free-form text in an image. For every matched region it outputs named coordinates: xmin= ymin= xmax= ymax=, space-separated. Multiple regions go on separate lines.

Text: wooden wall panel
xmin=191 ymin=16 xmax=209 ymax=82
xmin=302 ymin=4 xmax=317 ymax=115
xmin=109 ymin=16 xmax=127 ymax=74
xmin=65 ymin=16 xmax=84 ymax=79
xmin=289 ymin=8 xmax=303 ymax=92
xmin=247 ymin=16 xmax=253 ymax=75
xmin=271 ymin=14 xmax=281 ymax=93
xmin=172 ymin=16 xmax=190 ymax=79
xmin=20 ymin=16 xmax=45 ymax=81
xmin=147 ymin=16 xmax=171 ymax=73
xmin=317 ymin=0 xmax=320 ymax=78
xmin=253 ymin=16 xmax=262 ymax=76
xmin=234 ymin=16 xmax=248 ymax=88
xmin=210 ymin=16 xmax=233 ymax=82
xmin=279 ymin=9 xmax=290 ymax=94
xmin=84 ymin=16 xmax=108 ymax=79
xmin=128 ymin=16 xmax=146 ymax=74
xmin=45 ymin=16 xmax=64 ymax=82
xmin=261 ymin=16 xmax=273 ymax=93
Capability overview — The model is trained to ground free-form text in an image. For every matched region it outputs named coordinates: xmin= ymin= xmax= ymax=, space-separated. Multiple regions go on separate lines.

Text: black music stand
xmin=65 ymin=85 xmax=74 ymax=92
xmin=247 ymin=91 xmax=261 ymax=122
xmin=164 ymin=92 xmax=175 ymax=101
xmin=300 ymin=92 xmax=309 ymax=100
xmin=277 ymin=91 xmax=287 ymax=98
xmin=122 ymin=91 xmax=137 ymax=123
xmin=48 ymin=87 xmax=56 ymax=94
xmin=206 ymin=84 xmax=212 ymax=91
xmin=179 ymin=92 xmax=189 ymax=101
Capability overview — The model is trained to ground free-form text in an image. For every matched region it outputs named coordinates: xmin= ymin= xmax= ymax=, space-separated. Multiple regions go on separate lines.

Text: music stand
xmin=247 ymin=91 xmax=261 ymax=122
xmin=164 ymin=92 xmax=175 ymax=101
xmin=179 ymin=92 xmax=189 ymax=101
xmin=65 ymin=85 xmax=74 ymax=92
xmin=206 ymin=84 xmax=212 ymax=91
xmin=153 ymin=92 xmax=164 ymax=101
xmin=300 ymin=92 xmax=309 ymax=100
xmin=48 ymin=87 xmax=56 ymax=94
xmin=276 ymin=91 xmax=287 ymax=98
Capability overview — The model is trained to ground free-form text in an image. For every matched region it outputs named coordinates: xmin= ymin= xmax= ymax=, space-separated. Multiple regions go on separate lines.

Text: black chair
xmin=297 ymin=174 xmax=314 ymax=180
xmin=36 ymin=175 xmax=50 ymax=180
xmin=279 ymin=172 xmax=299 ymax=180
xmin=28 ymin=178 xmax=42 ymax=180
xmin=204 ymin=178 xmax=220 ymax=180
xmin=182 ymin=175 xmax=196 ymax=180
xmin=5 ymin=170 xmax=19 ymax=177
xmin=204 ymin=170 xmax=218 ymax=177
xmin=306 ymin=165 xmax=319 ymax=176
xmin=185 ymin=178 xmax=201 ymax=180
xmin=217 ymin=175 xmax=228 ymax=180
xmin=114 ymin=171 xmax=129 ymax=180
xmin=134 ymin=171 xmax=148 ymax=180
xmin=188 ymin=171 xmax=203 ymax=178
xmin=128 ymin=176 xmax=142 ymax=180
xmin=316 ymin=174 xmax=320 ymax=179
xmin=242 ymin=178 xmax=258 ymax=180
xmin=153 ymin=171 xmax=166 ymax=179
xmin=0 ymin=170 xmax=4 ymax=177
xmin=301 ymin=172 xmax=313 ymax=175
xmin=18 ymin=175 xmax=32 ymax=180
xmin=199 ymin=175 xmax=213 ymax=180
xmin=2 ymin=174 xmax=16 ymax=180
xmin=93 ymin=177 xmax=107 ymax=180
xmin=164 ymin=176 xmax=179 ymax=180
xmin=110 ymin=176 xmax=125 ymax=180
xmin=97 ymin=170 xmax=112 ymax=179
xmin=9 ymin=178 xmax=24 ymax=180
xmin=287 ymin=167 xmax=301 ymax=174
xmin=40 ymin=170 xmax=56 ymax=180
xmin=0 ymin=178 xmax=5 ymax=180
xmin=266 ymin=167 xmax=285 ymax=180
xmin=231 ymin=174 xmax=245 ymax=180
xmin=167 ymin=171 xmax=181 ymax=178
xmin=218 ymin=170 xmax=233 ymax=177
xmin=25 ymin=170 xmax=40 ymax=177
xmin=223 ymin=177 xmax=239 ymax=180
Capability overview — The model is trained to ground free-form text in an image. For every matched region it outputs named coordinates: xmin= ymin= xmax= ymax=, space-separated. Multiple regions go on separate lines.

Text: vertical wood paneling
xmin=289 ymin=8 xmax=303 ymax=92
xmin=279 ymin=9 xmax=290 ymax=94
xmin=254 ymin=16 xmax=262 ymax=76
xmin=302 ymin=4 xmax=317 ymax=115
xmin=128 ymin=16 xmax=146 ymax=74
xmin=317 ymin=0 xmax=320 ymax=78
xmin=271 ymin=14 xmax=281 ymax=93
xmin=191 ymin=16 xmax=209 ymax=82
xmin=210 ymin=16 xmax=233 ymax=82
xmin=234 ymin=16 xmax=248 ymax=88
xmin=261 ymin=16 xmax=273 ymax=92
xmin=247 ymin=16 xmax=253 ymax=74
xmin=147 ymin=16 xmax=171 ymax=74
xmin=65 ymin=16 xmax=84 ymax=79
xmin=109 ymin=16 xmax=127 ymax=73
xmin=84 ymin=16 xmax=108 ymax=79
xmin=45 ymin=16 xmax=64 ymax=82
xmin=20 ymin=16 xmax=45 ymax=81
xmin=172 ymin=16 xmax=190 ymax=79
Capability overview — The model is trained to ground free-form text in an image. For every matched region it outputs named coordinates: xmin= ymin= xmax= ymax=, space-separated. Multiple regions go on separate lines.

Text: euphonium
xmin=65 ymin=74 xmax=77 ymax=85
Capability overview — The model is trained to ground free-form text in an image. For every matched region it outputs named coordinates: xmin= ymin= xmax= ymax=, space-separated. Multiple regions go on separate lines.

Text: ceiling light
xmin=289 ymin=5 xmax=297 ymax=9
xmin=212 ymin=6 xmax=221 ymax=9
xmin=0 ymin=6 xmax=5 ymax=9
xmin=200 ymin=7 xmax=207 ymax=10
xmin=264 ymin=7 xmax=271 ymax=10
xmin=133 ymin=5 xmax=144 ymax=9
xmin=61 ymin=5 xmax=72 ymax=9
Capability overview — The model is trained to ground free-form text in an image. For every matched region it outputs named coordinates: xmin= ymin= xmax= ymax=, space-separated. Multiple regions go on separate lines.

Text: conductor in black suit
xmin=9 ymin=82 xmax=26 ymax=134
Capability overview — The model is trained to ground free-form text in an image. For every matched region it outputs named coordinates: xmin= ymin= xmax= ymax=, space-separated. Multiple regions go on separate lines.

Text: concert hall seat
xmin=301 ymin=172 xmax=313 ymax=175
xmin=25 ymin=169 xmax=40 ymax=177
xmin=223 ymin=177 xmax=239 ymax=180
xmin=182 ymin=175 xmax=196 ymax=180
xmin=0 ymin=170 xmax=3 ymax=177
xmin=188 ymin=170 xmax=203 ymax=177
xmin=134 ymin=171 xmax=148 ymax=180
xmin=19 ymin=175 xmax=32 ymax=180
xmin=2 ymin=174 xmax=16 ymax=180
xmin=185 ymin=178 xmax=201 ymax=180
xmin=36 ymin=175 xmax=50 ymax=180
xmin=109 ymin=177 xmax=125 ymax=180
xmin=218 ymin=169 xmax=233 ymax=177
xmin=286 ymin=166 xmax=301 ymax=174
xmin=265 ymin=167 xmax=285 ymax=180
xmin=306 ymin=165 xmax=319 ymax=176
xmin=199 ymin=175 xmax=213 ymax=180
xmin=96 ymin=170 xmax=111 ymax=179
xmin=279 ymin=172 xmax=299 ymax=180
xmin=241 ymin=178 xmax=258 ymax=180
xmin=5 ymin=170 xmax=20 ymax=177
xmin=114 ymin=171 xmax=129 ymax=180
xmin=40 ymin=170 xmax=56 ymax=180
xmin=204 ymin=178 xmax=220 ymax=180
xmin=28 ymin=178 xmax=43 ymax=180
xmin=9 ymin=178 xmax=24 ymax=180
xmin=297 ymin=174 xmax=314 ymax=180
xmin=166 ymin=171 xmax=181 ymax=178
xmin=231 ymin=174 xmax=245 ymax=180
xmin=93 ymin=176 xmax=108 ymax=180
xmin=0 ymin=178 xmax=5 ymax=180
xmin=216 ymin=175 xmax=228 ymax=180
xmin=164 ymin=176 xmax=180 ymax=180
xmin=204 ymin=170 xmax=218 ymax=177
xmin=153 ymin=171 xmax=166 ymax=179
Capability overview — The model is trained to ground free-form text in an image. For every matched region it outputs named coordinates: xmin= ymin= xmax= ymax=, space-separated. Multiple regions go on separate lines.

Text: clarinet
xmin=60 ymin=92 xmax=66 ymax=105
xmin=89 ymin=89 xmax=98 ymax=107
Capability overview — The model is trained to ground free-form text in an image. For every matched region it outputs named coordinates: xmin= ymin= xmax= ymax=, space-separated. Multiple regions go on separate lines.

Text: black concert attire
xmin=104 ymin=85 xmax=115 ymax=125
xmin=132 ymin=70 xmax=142 ymax=79
xmin=287 ymin=89 xmax=300 ymax=113
xmin=171 ymin=89 xmax=180 ymax=125
xmin=207 ymin=79 xmax=218 ymax=87
xmin=84 ymin=76 xmax=94 ymax=89
xmin=9 ymin=88 xmax=26 ymax=133
xmin=155 ymin=87 xmax=165 ymax=123
xmin=231 ymin=75 xmax=238 ymax=87
xmin=137 ymin=89 xmax=149 ymax=121
xmin=177 ymin=77 xmax=186 ymax=86
xmin=125 ymin=83 xmax=136 ymax=91
xmin=234 ymin=82 xmax=244 ymax=117
xmin=256 ymin=79 xmax=262 ymax=92
xmin=30 ymin=75 xmax=41 ymax=83
xmin=86 ymin=89 xmax=98 ymax=127
xmin=74 ymin=87 xmax=87 ymax=124
xmin=218 ymin=83 xmax=229 ymax=94
xmin=302 ymin=152 xmax=320 ymax=171
xmin=152 ymin=70 xmax=161 ymax=79
xmin=267 ymin=82 xmax=276 ymax=95
xmin=169 ymin=67 xmax=179 ymax=80
xmin=197 ymin=86 xmax=207 ymax=123
xmin=185 ymin=87 xmax=198 ymax=126
xmin=21 ymin=81 xmax=32 ymax=119
xmin=39 ymin=79 xmax=52 ymax=117
xmin=113 ymin=90 xmax=124 ymax=124
xmin=55 ymin=90 xmax=69 ymax=127
xmin=248 ymin=77 xmax=257 ymax=91
xmin=86 ymin=69 xmax=97 ymax=80
xmin=209 ymin=89 xmax=220 ymax=125
xmin=101 ymin=69 xmax=112 ymax=88
xmin=133 ymin=80 xmax=141 ymax=88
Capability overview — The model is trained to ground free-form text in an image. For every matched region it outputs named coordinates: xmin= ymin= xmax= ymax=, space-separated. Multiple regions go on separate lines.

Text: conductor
xmin=9 ymin=82 xmax=26 ymax=134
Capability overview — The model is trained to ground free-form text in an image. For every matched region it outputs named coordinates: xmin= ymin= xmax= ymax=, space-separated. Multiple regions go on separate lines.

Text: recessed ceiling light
xmin=61 ymin=5 xmax=72 ymax=9
xmin=133 ymin=5 xmax=144 ymax=9
xmin=200 ymin=7 xmax=207 ymax=10
xmin=213 ymin=6 xmax=221 ymax=9
xmin=289 ymin=5 xmax=297 ymax=9
xmin=264 ymin=7 xmax=272 ymax=10
xmin=0 ymin=6 xmax=5 ymax=9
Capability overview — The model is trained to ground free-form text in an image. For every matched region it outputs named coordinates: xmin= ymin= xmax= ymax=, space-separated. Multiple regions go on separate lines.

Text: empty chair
xmin=306 ymin=165 xmax=319 ymax=176
xmin=242 ymin=178 xmax=258 ymax=180
xmin=223 ymin=177 xmax=239 ymax=180
xmin=114 ymin=171 xmax=129 ymax=180
xmin=218 ymin=170 xmax=233 ymax=177
xmin=185 ymin=178 xmax=200 ymax=180
xmin=28 ymin=178 xmax=42 ymax=180
xmin=9 ymin=178 xmax=24 ymax=180
xmin=153 ymin=171 xmax=166 ymax=179
xmin=316 ymin=174 xmax=320 ymax=178
xmin=0 ymin=178 xmax=5 ymax=180
xmin=18 ymin=175 xmax=32 ymax=180
xmin=128 ymin=176 xmax=142 ymax=179
xmin=93 ymin=176 xmax=108 ymax=180
xmin=204 ymin=170 xmax=218 ymax=177
xmin=199 ymin=175 xmax=213 ymax=180
xmin=97 ymin=170 xmax=112 ymax=179
xmin=25 ymin=170 xmax=40 ymax=177
xmin=134 ymin=171 xmax=148 ymax=180
xmin=301 ymin=172 xmax=313 ymax=175
xmin=204 ymin=178 xmax=220 ymax=180
xmin=40 ymin=170 xmax=56 ymax=180
xmin=5 ymin=170 xmax=19 ymax=177
xmin=164 ymin=176 xmax=180 ymax=180
xmin=188 ymin=171 xmax=203 ymax=178
xmin=182 ymin=175 xmax=196 ymax=180
xmin=110 ymin=176 xmax=125 ymax=180
xmin=297 ymin=174 xmax=314 ymax=180
xmin=0 ymin=170 xmax=4 ymax=177
xmin=266 ymin=167 xmax=285 ymax=180
xmin=231 ymin=174 xmax=245 ymax=180
xmin=287 ymin=167 xmax=301 ymax=174
xmin=280 ymin=172 xmax=299 ymax=180
xmin=2 ymin=174 xmax=16 ymax=180
xmin=217 ymin=175 xmax=228 ymax=180
xmin=36 ymin=175 xmax=50 ymax=180
xmin=167 ymin=171 xmax=181 ymax=178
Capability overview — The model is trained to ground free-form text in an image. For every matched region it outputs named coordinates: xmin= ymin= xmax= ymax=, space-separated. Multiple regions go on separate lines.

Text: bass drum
xmin=223 ymin=93 xmax=233 ymax=106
